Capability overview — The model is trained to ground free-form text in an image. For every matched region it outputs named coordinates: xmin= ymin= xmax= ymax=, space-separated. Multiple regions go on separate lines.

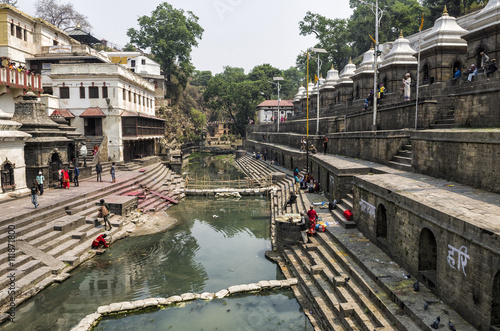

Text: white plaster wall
xmin=0 ymin=94 xmax=17 ymax=114
xmin=0 ymin=141 xmax=28 ymax=193
xmin=40 ymin=94 xmax=60 ymax=116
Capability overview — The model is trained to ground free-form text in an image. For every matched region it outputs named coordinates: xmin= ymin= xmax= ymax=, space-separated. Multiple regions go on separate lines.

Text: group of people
xmin=1 ymin=59 xmax=34 ymax=74
xmin=297 ymin=206 xmax=319 ymax=243
xmin=363 ymin=83 xmax=386 ymax=111
xmin=293 ymin=169 xmax=320 ymax=194
xmin=298 ymin=136 xmax=328 ymax=155
xmin=464 ymin=51 xmax=498 ymax=82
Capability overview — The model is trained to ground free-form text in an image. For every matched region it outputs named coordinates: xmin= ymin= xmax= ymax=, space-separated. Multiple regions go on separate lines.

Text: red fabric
xmin=307 ymin=209 xmax=317 ymax=234
xmin=62 ymin=170 xmax=70 ymax=188
xmin=343 ymin=209 xmax=353 ymax=221
xmin=92 ymin=235 xmax=109 ymax=248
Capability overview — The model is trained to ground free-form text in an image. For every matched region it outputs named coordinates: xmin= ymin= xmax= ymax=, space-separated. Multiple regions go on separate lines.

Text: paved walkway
xmin=0 ymin=168 xmax=146 ymax=225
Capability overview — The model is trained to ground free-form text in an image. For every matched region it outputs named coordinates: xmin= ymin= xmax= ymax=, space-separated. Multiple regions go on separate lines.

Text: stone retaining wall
xmin=71 ymin=279 xmax=298 ymax=331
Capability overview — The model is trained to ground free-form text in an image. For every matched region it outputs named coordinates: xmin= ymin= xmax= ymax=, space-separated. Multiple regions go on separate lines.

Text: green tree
xmin=204 ymin=67 xmax=262 ymax=137
xmin=281 ymin=66 xmax=304 ymax=100
xmin=347 ymin=0 xmax=429 ymax=56
xmin=122 ymin=43 xmax=137 ymax=52
xmin=191 ymin=70 xmax=212 ymax=89
xmin=1 ymin=0 xmax=17 ymax=7
xmin=127 ymin=2 xmax=204 ymax=91
xmin=248 ymin=64 xmax=282 ymax=99
xmin=298 ymin=12 xmax=352 ymax=71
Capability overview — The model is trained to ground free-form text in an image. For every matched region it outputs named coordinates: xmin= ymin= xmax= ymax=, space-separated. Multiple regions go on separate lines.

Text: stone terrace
xmin=235 ymin=155 xmax=476 ymax=330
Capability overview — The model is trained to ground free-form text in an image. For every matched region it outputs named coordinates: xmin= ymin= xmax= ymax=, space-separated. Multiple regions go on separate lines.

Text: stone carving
xmin=447 ymin=244 xmax=470 ymax=276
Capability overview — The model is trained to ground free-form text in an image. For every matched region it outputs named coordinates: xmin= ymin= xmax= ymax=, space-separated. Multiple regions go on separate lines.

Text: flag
xmin=419 ymin=14 xmax=424 ymax=31
xmin=314 ymin=75 xmax=318 ymax=83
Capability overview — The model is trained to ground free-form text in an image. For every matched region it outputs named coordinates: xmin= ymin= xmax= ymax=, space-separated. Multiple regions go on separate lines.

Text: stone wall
xmin=351 ymin=175 xmax=500 ymax=329
xmin=412 ymin=130 xmax=500 ymax=193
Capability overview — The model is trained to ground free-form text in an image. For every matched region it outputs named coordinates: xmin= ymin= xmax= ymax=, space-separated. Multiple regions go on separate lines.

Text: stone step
xmin=0 ymin=254 xmax=31 ymax=281
xmin=392 ymin=155 xmax=412 ymax=165
xmin=388 ymin=161 xmax=413 ymax=172
xmin=402 ymin=144 xmax=412 ymax=151
xmin=39 ymin=222 xmax=95 ymax=255
xmin=397 ymin=150 xmax=412 ymax=158
xmin=430 ymin=123 xmax=455 ymax=129
xmin=0 ymin=219 xmax=51 ymax=246
xmin=283 ymin=248 xmax=344 ymax=330
xmin=0 ymin=265 xmax=53 ymax=307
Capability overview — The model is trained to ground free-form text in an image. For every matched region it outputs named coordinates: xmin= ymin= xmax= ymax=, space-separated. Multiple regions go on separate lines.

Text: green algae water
xmin=4 ymin=196 xmax=312 ymax=331
xmin=184 ymin=153 xmax=244 ymax=181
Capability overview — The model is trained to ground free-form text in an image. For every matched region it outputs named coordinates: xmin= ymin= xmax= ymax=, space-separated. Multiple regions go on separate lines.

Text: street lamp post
xmin=359 ymin=0 xmax=383 ymax=131
xmin=268 ymin=77 xmax=284 ymax=132
xmin=311 ymin=48 xmax=328 ymax=134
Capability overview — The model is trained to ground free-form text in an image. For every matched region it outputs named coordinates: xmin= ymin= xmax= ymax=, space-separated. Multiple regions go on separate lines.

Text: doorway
xmin=84 ymin=118 xmax=103 ymax=136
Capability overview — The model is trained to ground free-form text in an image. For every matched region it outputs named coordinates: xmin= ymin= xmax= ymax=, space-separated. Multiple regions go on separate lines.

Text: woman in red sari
xmin=62 ymin=168 xmax=70 ymax=189
xmin=307 ymin=206 xmax=317 ymax=236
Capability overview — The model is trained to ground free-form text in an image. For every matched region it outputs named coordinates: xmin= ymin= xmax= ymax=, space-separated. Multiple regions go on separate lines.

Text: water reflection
xmin=184 ymin=154 xmax=244 ymax=181
xmin=97 ymin=292 xmax=313 ymax=331
xmin=3 ymin=197 xmax=285 ymax=331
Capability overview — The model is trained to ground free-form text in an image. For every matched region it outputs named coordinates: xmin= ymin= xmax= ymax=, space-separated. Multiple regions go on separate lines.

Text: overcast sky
xmin=18 ymin=0 xmax=353 ymax=74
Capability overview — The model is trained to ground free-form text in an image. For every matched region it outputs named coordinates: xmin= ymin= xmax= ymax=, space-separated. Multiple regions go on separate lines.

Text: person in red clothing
xmin=92 ymin=234 xmax=109 ymax=249
xmin=307 ymin=206 xmax=318 ymax=236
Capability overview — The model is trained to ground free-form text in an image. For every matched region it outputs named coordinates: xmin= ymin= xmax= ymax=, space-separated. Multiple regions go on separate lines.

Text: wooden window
xmin=131 ymin=60 xmax=135 ymax=67
xmin=133 ymin=93 xmax=136 ymax=103
xmin=23 ymin=29 xmax=27 ymax=41
xmin=122 ymin=89 xmax=126 ymax=100
xmin=10 ymin=24 xmax=14 ymax=36
xmin=80 ymin=86 xmax=85 ymax=98
xmin=102 ymin=86 xmax=108 ymax=99
xmin=59 ymin=87 xmax=70 ymax=99
xmin=89 ymin=86 xmax=99 ymax=99
xmin=16 ymin=26 xmax=21 ymax=39
xmin=141 ymin=59 xmax=146 ymax=65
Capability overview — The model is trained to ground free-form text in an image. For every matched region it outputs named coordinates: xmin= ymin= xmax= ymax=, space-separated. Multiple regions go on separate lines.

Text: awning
xmin=80 ymin=107 xmax=106 ymax=118
xmin=120 ymin=110 xmax=165 ymax=121
xmin=52 ymin=109 xmax=75 ymax=119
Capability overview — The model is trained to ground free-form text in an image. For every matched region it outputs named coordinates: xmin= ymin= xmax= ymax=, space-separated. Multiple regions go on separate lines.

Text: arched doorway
xmin=49 ymin=153 xmax=62 ymax=185
xmin=376 ymin=204 xmax=387 ymax=238
xmin=418 ymin=228 xmax=437 ymax=287
xmin=492 ymin=271 xmax=500 ymax=326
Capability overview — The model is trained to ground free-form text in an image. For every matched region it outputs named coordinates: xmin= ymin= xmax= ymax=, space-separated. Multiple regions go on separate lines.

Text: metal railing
xmin=185 ymin=174 xmax=273 ymax=190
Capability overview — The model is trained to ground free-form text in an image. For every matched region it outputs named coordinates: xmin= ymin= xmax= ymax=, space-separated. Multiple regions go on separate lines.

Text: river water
xmin=4 ymin=155 xmax=312 ymax=330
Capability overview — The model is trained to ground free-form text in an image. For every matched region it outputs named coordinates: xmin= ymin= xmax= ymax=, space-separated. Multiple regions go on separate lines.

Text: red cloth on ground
xmin=343 ymin=209 xmax=353 ymax=221
xmin=92 ymin=235 xmax=109 ymax=248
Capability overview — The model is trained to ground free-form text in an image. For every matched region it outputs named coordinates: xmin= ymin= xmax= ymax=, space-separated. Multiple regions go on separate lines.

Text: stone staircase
xmin=84 ymin=136 xmax=104 ymax=159
xmin=430 ymin=109 xmax=455 ymax=129
xmin=330 ymin=194 xmax=356 ymax=229
xmin=388 ymin=143 xmax=413 ymax=172
xmin=0 ymin=161 xmax=184 ymax=314
xmin=236 ymin=153 xmax=475 ymax=331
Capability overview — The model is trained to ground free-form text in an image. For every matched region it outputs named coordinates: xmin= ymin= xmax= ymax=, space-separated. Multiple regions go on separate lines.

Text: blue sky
xmin=19 ymin=0 xmax=353 ymax=73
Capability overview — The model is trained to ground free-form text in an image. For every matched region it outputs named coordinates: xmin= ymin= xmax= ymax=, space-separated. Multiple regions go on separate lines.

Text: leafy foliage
xmin=127 ymin=2 xmax=204 ymax=92
xmin=35 ymin=0 xmax=92 ymax=31
xmin=204 ymin=67 xmax=262 ymax=137
xmin=0 ymin=0 xmax=17 ymax=7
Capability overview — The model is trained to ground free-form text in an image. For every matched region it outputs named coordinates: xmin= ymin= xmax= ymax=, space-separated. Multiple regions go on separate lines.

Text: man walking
xmin=110 ymin=162 xmax=116 ymax=183
xmin=73 ymin=165 xmax=80 ymax=187
xmin=99 ymin=199 xmax=112 ymax=230
xmin=36 ymin=171 xmax=44 ymax=195
xmin=96 ymin=161 xmax=102 ymax=182
xmin=30 ymin=182 xmax=39 ymax=208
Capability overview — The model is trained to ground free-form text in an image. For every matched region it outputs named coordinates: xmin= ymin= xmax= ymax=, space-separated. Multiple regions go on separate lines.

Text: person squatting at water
xmin=283 ymin=191 xmax=297 ymax=210
xmin=92 ymin=234 xmax=109 ymax=249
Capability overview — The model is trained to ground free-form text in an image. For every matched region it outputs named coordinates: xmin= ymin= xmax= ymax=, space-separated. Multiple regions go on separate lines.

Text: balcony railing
xmin=0 ymin=68 xmax=43 ymax=92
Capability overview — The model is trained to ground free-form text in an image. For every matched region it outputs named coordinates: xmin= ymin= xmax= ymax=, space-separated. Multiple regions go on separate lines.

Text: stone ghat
xmin=185 ymin=187 xmax=270 ymax=196
xmin=71 ymin=278 xmax=298 ymax=331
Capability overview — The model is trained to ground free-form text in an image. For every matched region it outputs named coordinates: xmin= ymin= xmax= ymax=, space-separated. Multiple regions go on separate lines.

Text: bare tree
xmin=0 ymin=0 xmax=18 ymax=7
xmin=35 ymin=0 xmax=92 ymax=31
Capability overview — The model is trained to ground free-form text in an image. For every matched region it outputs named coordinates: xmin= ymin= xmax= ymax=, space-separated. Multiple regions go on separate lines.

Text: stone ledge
xmin=71 ymin=278 xmax=298 ymax=331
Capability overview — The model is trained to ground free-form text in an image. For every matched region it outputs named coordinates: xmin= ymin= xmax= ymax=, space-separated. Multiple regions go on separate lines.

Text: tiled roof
xmin=257 ymin=100 xmax=294 ymax=107
xmin=80 ymin=107 xmax=106 ymax=118
xmin=52 ymin=109 xmax=75 ymax=118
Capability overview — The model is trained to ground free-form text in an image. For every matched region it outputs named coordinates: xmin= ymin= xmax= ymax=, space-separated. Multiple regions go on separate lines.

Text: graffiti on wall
xmin=360 ymin=199 xmax=376 ymax=220
xmin=447 ymin=244 xmax=470 ymax=276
